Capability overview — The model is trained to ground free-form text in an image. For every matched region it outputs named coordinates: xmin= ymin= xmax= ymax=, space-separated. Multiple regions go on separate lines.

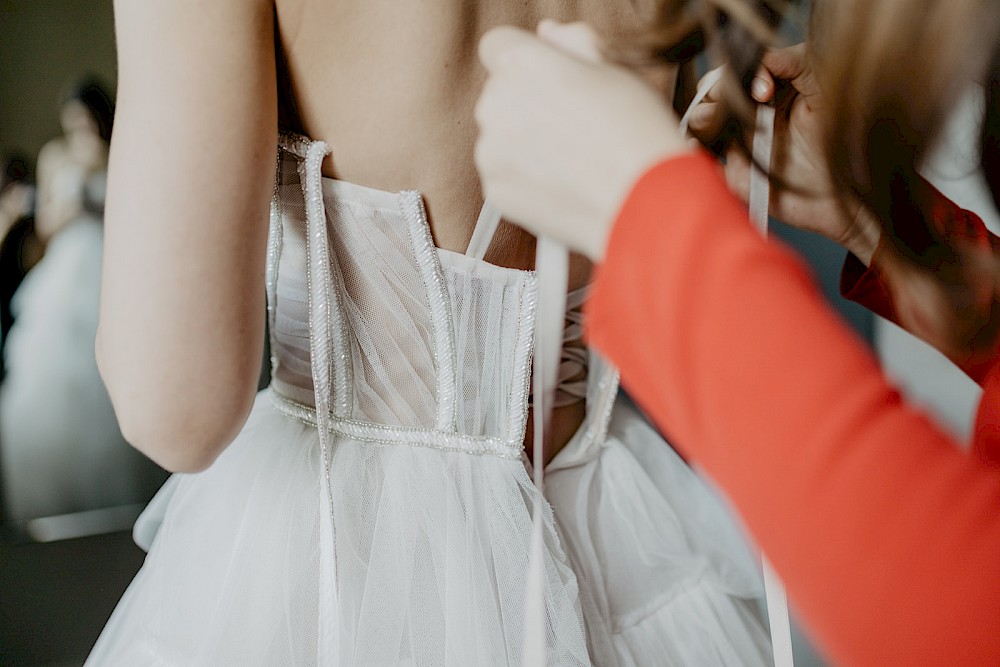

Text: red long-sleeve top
xmin=586 ymin=151 xmax=1000 ymax=666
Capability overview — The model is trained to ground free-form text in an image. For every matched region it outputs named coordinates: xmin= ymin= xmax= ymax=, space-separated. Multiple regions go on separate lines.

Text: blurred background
xmin=0 ymin=1 xmax=993 ymax=666
xmin=0 ymin=2 xmax=169 ymax=665
xmin=0 ymin=1 xmax=115 ymax=159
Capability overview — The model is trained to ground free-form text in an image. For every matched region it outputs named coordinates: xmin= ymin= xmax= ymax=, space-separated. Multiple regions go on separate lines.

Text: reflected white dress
xmin=0 ymin=216 xmax=157 ymax=526
xmin=86 ymin=135 xmax=772 ymax=666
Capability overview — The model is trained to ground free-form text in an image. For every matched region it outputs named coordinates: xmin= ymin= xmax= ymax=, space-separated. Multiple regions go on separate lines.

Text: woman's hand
xmin=690 ymin=44 xmax=882 ymax=265
xmin=475 ymin=21 xmax=691 ymax=261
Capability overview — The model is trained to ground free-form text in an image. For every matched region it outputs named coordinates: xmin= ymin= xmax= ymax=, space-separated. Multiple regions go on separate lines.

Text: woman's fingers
xmin=688 ymin=43 xmax=809 ymax=137
xmin=688 ymin=101 xmax=722 ymax=133
xmin=479 ymin=22 xmax=605 ymax=76
xmin=761 ymin=43 xmax=822 ymax=102
xmin=760 ymin=43 xmax=809 ymax=82
xmin=479 ymin=26 xmax=550 ymax=73
xmin=537 ymin=20 xmax=605 ymax=63
xmin=687 ymin=63 xmax=772 ymax=137
xmin=751 ymin=71 xmax=775 ymax=103
xmin=475 ymin=24 xmax=689 ymax=260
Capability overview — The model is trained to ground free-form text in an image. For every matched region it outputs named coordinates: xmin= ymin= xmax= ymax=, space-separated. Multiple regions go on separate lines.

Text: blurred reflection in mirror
xmin=0 ymin=155 xmax=41 ymax=363
xmin=0 ymin=79 xmax=167 ymax=542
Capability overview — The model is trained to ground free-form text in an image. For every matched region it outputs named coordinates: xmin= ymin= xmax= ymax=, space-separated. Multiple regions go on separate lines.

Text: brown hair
xmin=813 ymin=0 xmax=1000 ymax=360
xmin=628 ymin=0 xmax=793 ymax=153
xmin=641 ymin=0 xmax=1000 ymax=363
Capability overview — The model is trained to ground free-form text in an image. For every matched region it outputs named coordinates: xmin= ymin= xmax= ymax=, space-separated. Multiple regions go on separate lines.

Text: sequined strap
xmin=269 ymin=392 xmax=522 ymax=459
xmin=291 ymin=136 xmax=343 ymax=663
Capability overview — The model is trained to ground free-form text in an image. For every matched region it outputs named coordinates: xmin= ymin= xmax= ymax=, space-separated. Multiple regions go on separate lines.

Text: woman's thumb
xmin=761 ymin=43 xmax=809 ymax=82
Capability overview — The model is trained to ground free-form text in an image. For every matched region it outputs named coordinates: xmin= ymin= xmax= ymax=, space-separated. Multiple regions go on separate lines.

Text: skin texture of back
xmin=275 ymin=1 xmax=650 ymax=266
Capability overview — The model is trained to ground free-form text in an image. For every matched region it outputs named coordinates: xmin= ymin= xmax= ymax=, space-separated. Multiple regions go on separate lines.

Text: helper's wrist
xmin=843 ymin=204 xmax=882 ymax=268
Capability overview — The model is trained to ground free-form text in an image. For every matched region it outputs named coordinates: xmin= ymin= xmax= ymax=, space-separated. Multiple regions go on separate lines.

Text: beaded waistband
xmin=269 ymin=390 xmax=524 ymax=460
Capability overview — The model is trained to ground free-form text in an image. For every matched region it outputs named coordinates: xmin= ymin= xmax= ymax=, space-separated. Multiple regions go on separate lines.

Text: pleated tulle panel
xmin=326 ymin=434 xmax=589 ymax=665
xmin=440 ymin=250 xmax=536 ymax=442
xmin=322 ymin=183 xmax=440 ymax=429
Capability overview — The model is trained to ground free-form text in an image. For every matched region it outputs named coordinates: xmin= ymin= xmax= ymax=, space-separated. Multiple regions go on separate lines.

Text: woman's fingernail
xmin=752 ymin=77 xmax=770 ymax=101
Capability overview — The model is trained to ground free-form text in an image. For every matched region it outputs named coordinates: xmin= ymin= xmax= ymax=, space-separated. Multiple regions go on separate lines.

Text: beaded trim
xmin=583 ymin=354 xmax=620 ymax=451
xmin=297 ymin=142 xmax=337 ymax=486
xmin=278 ymin=132 xmax=312 ymax=159
xmin=290 ymin=133 xmax=343 ymax=659
xmin=509 ymin=272 xmax=537 ymax=452
xmin=398 ymin=191 xmax=459 ymax=433
xmin=270 ymin=391 xmax=523 ymax=460
xmin=301 ymin=140 xmax=354 ymax=418
xmin=266 ymin=167 xmax=284 ymax=377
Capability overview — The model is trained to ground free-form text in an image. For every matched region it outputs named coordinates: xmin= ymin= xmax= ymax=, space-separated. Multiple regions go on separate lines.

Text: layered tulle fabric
xmin=89 ymin=393 xmax=591 ymax=665
xmin=546 ymin=398 xmax=772 ymax=666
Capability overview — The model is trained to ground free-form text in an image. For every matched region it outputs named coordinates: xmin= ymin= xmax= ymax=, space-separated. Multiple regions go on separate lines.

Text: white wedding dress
xmin=85 ymin=134 xmax=772 ymax=666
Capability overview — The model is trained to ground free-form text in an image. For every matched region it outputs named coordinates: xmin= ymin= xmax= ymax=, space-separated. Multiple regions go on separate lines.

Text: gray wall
xmin=0 ymin=0 xmax=117 ymax=164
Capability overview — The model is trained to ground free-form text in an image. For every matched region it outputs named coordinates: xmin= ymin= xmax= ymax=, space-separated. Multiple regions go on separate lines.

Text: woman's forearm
xmin=587 ymin=153 xmax=1000 ymax=666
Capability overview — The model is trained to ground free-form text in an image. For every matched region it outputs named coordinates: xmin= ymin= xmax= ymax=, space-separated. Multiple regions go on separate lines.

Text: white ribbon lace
xmin=681 ymin=65 xmax=795 ymax=667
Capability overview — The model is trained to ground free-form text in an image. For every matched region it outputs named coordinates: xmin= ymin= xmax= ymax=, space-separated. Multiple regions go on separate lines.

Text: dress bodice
xmin=267 ymin=135 xmax=539 ymax=454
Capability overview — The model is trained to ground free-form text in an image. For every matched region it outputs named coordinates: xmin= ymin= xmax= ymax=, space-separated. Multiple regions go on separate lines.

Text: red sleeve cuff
xmin=838 ymin=177 xmax=992 ymax=327
xmin=840 ymin=246 xmax=899 ymax=324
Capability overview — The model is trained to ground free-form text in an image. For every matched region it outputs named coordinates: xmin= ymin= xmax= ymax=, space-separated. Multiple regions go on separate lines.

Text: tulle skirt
xmin=86 ymin=390 xmax=590 ymax=666
xmin=87 ymin=393 xmax=771 ymax=666
xmin=546 ymin=399 xmax=772 ymax=666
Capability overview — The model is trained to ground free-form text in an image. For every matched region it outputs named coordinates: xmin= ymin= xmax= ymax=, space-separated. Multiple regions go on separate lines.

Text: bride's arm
xmin=97 ymin=0 xmax=277 ymax=472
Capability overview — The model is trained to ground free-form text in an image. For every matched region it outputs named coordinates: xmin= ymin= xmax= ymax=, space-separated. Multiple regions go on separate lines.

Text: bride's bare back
xmin=98 ymin=0 xmax=652 ymax=471
xmin=276 ymin=0 xmax=646 ymax=266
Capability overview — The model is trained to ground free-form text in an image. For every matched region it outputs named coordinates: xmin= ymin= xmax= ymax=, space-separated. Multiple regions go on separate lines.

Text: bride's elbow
xmin=97 ymin=336 xmax=256 ymax=474
xmin=143 ymin=444 xmax=223 ymax=475
xmin=127 ymin=430 xmax=222 ymax=474
xmin=119 ymin=412 xmax=227 ymax=473
xmin=113 ymin=390 xmax=253 ymax=474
